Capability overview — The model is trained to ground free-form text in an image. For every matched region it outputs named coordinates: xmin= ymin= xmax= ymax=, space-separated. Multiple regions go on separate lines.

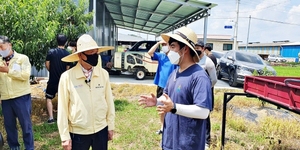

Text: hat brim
xmin=62 ymin=46 xmax=114 ymax=62
xmin=161 ymin=33 xmax=199 ymax=62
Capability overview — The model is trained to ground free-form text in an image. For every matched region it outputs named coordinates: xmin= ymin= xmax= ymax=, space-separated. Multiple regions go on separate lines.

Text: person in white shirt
xmin=195 ymin=41 xmax=217 ymax=87
xmin=195 ymin=40 xmax=217 ymax=149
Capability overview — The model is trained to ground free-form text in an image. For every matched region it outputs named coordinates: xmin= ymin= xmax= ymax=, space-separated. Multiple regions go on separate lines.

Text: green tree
xmin=0 ymin=0 xmax=60 ymax=70
xmin=0 ymin=0 xmax=93 ymax=71
xmin=57 ymin=0 xmax=93 ymax=42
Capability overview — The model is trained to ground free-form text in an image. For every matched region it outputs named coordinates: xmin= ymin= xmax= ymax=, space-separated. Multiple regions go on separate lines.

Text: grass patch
xmin=273 ymin=66 xmax=300 ymax=77
xmin=0 ymin=84 xmax=300 ymax=149
xmin=109 ymin=100 xmax=161 ymax=150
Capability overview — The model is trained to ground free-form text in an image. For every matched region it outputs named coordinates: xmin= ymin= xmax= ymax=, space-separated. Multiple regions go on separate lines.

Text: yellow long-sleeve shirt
xmin=0 ymin=52 xmax=31 ymax=100
xmin=57 ymin=63 xmax=115 ymax=141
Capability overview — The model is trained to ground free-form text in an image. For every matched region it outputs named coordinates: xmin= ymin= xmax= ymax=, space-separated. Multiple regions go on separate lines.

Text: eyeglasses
xmin=175 ymin=31 xmax=195 ymax=48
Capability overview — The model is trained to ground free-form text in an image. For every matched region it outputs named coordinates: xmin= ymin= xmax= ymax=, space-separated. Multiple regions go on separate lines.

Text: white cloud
xmin=287 ymin=4 xmax=300 ymax=24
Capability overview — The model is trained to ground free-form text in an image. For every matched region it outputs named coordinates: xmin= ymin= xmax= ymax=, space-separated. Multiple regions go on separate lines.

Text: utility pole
xmin=203 ymin=15 xmax=208 ymax=44
xmin=93 ymin=0 xmax=96 ymax=38
xmin=203 ymin=9 xmax=210 ymax=44
xmin=246 ymin=15 xmax=251 ymax=51
xmin=233 ymin=0 xmax=240 ymax=50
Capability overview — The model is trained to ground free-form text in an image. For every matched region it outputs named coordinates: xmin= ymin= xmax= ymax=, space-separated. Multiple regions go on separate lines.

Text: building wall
xmin=31 ymin=66 xmax=48 ymax=78
xmin=238 ymin=46 xmax=281 ymax=55
xmin=281 ymin=45 xmax=300 ymax=58
xmin=204 ymin=40 xmax=234 ymax=51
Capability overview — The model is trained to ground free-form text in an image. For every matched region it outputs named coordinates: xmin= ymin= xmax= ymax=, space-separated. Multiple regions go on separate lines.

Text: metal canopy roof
xmin=102 ymin=0 xmax=217 ymax=36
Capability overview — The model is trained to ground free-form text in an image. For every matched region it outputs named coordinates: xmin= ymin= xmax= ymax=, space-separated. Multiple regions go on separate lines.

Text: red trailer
xmin=221 ymin=76 xmax=300 ymax=149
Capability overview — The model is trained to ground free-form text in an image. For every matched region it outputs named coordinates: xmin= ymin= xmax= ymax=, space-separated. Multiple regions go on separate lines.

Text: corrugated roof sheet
xmin=239 ymin=42 xmax=290 ymax=47
xmin=281 ymin=42 xmax=300 ymax=46
xmin=103 ymin=0 xmax=217 ymax=36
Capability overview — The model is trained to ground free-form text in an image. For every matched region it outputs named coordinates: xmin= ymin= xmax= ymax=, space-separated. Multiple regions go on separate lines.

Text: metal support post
xmin=246 ymin=15 xmax=251 ymax=51
xmin=221 ymin=92 xmax=252 ymax=150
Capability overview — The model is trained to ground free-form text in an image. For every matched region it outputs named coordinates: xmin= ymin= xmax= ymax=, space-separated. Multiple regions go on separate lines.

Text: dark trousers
xmin=70 ymin=126 xmax=108 ymax=150
xmin=206 ymin=87 xmax=214 ymax=145
xmin=1 ymin=94 xmax=34 ymax=150
xmin=205 ymin=115 xmax=211 ymax=145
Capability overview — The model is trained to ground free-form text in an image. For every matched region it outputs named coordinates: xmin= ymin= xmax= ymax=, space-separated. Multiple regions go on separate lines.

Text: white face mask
xmin=167 ymin=50 xmax=180 ymax=65
xmin=161 ymin=46 xmax=169 ymax=53
xmin=67 ymin=46 xmax=72 ymax=51
xmin=0 ymin=48 xmax=11 ymax=58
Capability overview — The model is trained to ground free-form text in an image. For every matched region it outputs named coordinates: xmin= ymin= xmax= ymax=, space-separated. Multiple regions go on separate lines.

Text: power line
xmin=207 ymin=16 xmax=300 ymax=27
xmin=251 ymin=17 xmax=300 ymax=26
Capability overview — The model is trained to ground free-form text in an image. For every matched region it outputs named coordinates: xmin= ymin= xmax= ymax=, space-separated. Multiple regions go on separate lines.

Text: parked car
xmin=267 ymin=54 xmax=287 ymax=62
xmin=217 ymin=50 xmax=276 ymax=87
xmin=212 ymin=50 xmax=227 ymax=65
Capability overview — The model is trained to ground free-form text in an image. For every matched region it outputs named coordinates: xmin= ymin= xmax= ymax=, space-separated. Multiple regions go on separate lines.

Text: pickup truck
xmin=113 ymin=40 xmax=160 ymax=80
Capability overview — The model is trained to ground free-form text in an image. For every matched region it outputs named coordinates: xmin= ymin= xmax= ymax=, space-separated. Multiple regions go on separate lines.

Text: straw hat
xmin=161 ymin=27 xmax=199 ymax=62
xmin=62 ymin=34 xmax=114 ymax=62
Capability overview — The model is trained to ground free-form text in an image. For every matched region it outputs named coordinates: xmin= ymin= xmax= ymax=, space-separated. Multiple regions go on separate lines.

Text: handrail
xmin=284 ymin=79 xmax=300 ymax=88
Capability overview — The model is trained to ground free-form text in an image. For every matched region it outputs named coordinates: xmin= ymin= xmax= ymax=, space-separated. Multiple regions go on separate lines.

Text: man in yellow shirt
xmin=0 ymin=36 xmax=34 ymax=150
xmin=57 ymin=34 xmax=115 ymax=150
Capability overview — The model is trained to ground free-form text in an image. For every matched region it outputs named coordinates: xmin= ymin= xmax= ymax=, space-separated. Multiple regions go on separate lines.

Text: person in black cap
xmin=0 ymin=35 xmax=34 ymax=150
xmin=204 ymin=43 xmax=217 ymax=67
xmin=45 ymin=34 xmax=71 ymax=124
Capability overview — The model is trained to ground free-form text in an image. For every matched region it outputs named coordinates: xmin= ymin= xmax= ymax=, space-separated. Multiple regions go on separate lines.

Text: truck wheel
xmin=228 ymin=70 xmax=238 ymax=87
xmin=135 ymin=69 xmax=146 ymax=80
xmin=217 ymin=66 xmax=222 ymax=80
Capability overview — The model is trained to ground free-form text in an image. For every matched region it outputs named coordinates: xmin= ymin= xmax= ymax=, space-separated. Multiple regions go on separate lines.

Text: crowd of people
xmin=0 ymin=26 xmax=217 ymax=150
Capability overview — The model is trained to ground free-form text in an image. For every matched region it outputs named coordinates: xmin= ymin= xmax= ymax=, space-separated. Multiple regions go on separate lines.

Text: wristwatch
xmin=170 ymin=103 xmax=177 ymax=114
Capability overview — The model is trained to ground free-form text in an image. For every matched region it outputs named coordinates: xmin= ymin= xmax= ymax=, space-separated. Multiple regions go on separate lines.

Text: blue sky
xmin=118 ymin=0 xmax=300 ymax=44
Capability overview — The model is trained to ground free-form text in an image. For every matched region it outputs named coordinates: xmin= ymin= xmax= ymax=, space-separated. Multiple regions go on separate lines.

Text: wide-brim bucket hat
xmin=161 ymin=27 xmax=199 ymax=62
xmin=62 ymin=34 xmax=114 ymax=62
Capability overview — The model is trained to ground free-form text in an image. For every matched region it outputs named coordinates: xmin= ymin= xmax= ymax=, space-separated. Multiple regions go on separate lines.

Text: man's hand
xmin=138 ymin=93 xmax=157 ymax=108
xmin=108 ymin=130 xmax=114 ymax=141
xmin=62 ymin=140 xmax=72 ymax=150
xmin=156 ymin=93 xmax=174 ymax=114
xmin=0 ymin=62 xmax=9 ymax=73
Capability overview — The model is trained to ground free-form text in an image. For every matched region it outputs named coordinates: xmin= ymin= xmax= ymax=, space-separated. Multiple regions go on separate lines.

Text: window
xmin=207 ymin=43 xmax=213 ymax=50
xmin=223 ymin=44 xmax=232 ymax=51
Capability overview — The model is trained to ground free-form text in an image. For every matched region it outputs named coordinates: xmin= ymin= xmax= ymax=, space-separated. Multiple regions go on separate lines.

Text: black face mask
xmin=82 ymin=53 xmax=99 ymax=66
xmin=196 ymin=50 xmax=202 ymax=56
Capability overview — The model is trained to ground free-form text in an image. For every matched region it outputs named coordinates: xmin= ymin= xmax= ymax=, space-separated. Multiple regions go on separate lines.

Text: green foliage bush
xmin=252 ymin=67 xmax=274 ymax=76
xmin=0 ymin=0 xmax=93 ymax=70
